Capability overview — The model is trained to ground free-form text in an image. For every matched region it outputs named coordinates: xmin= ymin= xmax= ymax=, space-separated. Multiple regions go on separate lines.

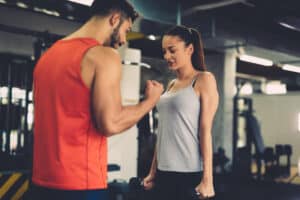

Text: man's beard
xmin=108 ymin=20 xmax=123 ymax=49
xmin=110 ymin=27 xmax=121 ymax=49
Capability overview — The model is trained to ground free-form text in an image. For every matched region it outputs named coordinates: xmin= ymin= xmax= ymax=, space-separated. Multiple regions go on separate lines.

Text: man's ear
xmin=109 ymin=12 xmax=121 ymax=28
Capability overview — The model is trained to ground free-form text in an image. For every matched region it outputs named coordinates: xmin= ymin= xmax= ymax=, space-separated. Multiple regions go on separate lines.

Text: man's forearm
xmin=106 ymin=98 xmax=156 ymax=136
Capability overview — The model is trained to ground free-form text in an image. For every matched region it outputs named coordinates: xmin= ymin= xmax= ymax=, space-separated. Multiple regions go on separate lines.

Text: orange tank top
xmin=32 ymin=38 xmax=107 ymax=190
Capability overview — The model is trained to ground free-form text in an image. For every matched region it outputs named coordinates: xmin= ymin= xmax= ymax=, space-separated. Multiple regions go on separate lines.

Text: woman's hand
xmin=143 ymin=173 xmax=155 ymax=190
xmin=195 ymin=180 xmax=215 ymax=199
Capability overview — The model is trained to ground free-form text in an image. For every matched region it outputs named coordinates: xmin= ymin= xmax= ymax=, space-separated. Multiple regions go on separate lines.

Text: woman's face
xmin=162 ymin=35 xmax=193 ymax=71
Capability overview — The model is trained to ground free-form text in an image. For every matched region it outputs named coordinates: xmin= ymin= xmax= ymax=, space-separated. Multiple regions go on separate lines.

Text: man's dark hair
xmin=90 ymin=0 xmax=139 ymax=22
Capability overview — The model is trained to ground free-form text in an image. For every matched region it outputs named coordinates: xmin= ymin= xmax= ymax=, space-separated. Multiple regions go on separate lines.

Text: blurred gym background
xmin=0 ymin=0 xmax=300 ymax=199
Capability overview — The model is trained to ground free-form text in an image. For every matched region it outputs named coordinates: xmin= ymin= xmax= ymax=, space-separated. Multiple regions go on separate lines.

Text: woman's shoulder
xmin=195 ymin=71 xmax=216 ymax=82
xmin=194 ymin=71 xmax=217 ymax=91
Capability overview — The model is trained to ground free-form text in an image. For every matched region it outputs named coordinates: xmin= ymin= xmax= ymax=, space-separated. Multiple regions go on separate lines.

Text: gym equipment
xmin=128 ymin=177 xmax=145 ymax=200
xmin=137 ymin=110 xmax=157 ymax=178
xmin=187 ymin=188 xmax=216 ymax=200
xmin=284 ymin=145 xmax=292 ymax=177
xmin=274 ymin=144 xmax=292 ymax=178
xmin=187 ymin=188 xmax=201 ymax=200
xmin=233 ymin=96 xmax=294 ymax=181
xmin=0 ymin=54 xmax=34 ymax=171
xmin=233 ymin=97 xmax=256 ymax=179
xmin=213 ymin=147 xmax=230 ymax=174
xmin=263 ymin=147 xmax=276 ymax=179
xmin=108 ymin=180 xmax=129 ymax=200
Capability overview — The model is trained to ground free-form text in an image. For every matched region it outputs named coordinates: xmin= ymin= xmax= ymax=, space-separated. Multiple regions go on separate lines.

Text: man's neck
xmin=65 ymin=17 xmax=111 ymax=44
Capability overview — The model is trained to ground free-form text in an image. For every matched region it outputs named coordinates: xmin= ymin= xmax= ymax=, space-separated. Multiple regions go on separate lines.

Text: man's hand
xmin=145 ymin=80 xmax=164 ymax=104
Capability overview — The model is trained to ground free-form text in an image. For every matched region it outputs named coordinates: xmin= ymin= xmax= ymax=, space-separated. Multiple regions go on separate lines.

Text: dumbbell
xmin=128 ymin=177 xmax=146 ymax=200
xmin=187 ymin=188 xmax=201 ymax=200
xmin=187 ymin=188 xmax=214 ymax=200
xmin=129 ymin=177 xmax=145 ymax=194
xmin=129 ymin=177 xmax=144 ymax=189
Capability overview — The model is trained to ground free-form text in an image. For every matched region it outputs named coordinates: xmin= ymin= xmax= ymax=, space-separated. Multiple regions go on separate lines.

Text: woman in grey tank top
xmin=143 ymin=26 xmax=219 ymax=200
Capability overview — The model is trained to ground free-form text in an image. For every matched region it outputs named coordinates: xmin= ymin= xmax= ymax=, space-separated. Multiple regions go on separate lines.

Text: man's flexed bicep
xmin=92 ymin=47 xmax=123 ymax=135
xmin=91 ymin=47 xmax=164 ymax=137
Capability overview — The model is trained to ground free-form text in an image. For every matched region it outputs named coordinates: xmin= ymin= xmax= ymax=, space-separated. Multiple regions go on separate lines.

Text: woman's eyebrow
xmin=164 ymin=45 xmax=175 ymax=49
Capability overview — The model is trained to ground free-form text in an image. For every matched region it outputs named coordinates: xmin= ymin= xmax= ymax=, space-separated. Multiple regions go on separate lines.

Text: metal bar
xmin=0 ymin=24 xmax=62 ymax=39
xmin=279 ymin=60 xmax=300 ymax=64
xmin=4 ymin=62 xmax=12 ymax=154
xmin=232 ymin=96 xmax=239 ymax=169
xmin=176 ymin=1 xmax=181 ymax=25
xmin=24 ymin=62 xmax=34 ymax=159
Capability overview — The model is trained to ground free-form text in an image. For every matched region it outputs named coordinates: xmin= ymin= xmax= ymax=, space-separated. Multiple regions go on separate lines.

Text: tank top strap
xmin=191 ymin=74 xmax=199 ymax=88
xmin=166 ymin=79 xmax=176 ymax=92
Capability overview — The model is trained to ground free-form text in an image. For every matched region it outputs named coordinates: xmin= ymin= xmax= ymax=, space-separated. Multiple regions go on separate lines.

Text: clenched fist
xmin=145 ymin=80 xmax=164 ymax=104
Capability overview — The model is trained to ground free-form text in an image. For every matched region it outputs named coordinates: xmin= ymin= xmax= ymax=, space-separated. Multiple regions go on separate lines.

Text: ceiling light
xmin=67 ymin=16 xmax=75 ymax=20
xmin=33 ymin=7 xmax=43 ymax=12
xmin=278 ymin=17 xmax=300 ymax=32
xmin=279 ymin=22 xmax=297 ymax=31
xmin=282 ymin=64 xmax=300 ymax=74
xmin=67 ymin=0 xmax=93 ymax=6
xmin=239 ymin=54 xmax=273 ymax=66
xmin=16 ymin=2 xmax=28 ymax=8
xmin=261 ymin=81 xmax=287 ymax=95
xmin=42 ymin=9 xmax=55 ymax=15
xmin=52 ymin=11 xmax=61 ymax=17
xmin=147 ymin=35 xmax=156 ymax=41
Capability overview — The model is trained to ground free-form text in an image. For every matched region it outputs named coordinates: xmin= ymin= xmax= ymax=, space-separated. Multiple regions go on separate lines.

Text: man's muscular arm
xmin=90 ymin=47 xmax=163 ymax=137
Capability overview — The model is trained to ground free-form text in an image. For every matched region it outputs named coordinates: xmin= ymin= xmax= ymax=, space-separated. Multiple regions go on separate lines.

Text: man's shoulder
xmin=87 ymin=46 xmax=121 ymax=66
xmin=90 ymin=46 xmax=120 ymax=62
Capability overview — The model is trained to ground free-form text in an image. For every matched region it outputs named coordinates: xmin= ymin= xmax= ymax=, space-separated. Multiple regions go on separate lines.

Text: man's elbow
xmin=95 ymin=120 xmax=119 ymax=137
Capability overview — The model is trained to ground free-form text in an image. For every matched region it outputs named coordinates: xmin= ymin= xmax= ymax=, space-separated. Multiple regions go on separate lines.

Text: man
xmin=30 ymin=0 xmax=164 ymax=199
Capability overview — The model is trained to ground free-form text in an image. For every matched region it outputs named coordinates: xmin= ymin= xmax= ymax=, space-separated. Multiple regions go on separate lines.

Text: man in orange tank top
xmin=28 ymin=0 xmax=164 ymax=200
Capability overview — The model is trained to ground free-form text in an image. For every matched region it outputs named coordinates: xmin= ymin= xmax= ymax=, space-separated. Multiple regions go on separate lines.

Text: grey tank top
xmin=156 ymin=78 xmax=203 ymax=172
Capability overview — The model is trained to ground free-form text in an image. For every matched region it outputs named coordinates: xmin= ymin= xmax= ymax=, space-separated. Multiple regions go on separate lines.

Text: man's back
xmin=33 ymin=38 xmax=108 ymax=190
xmin=28 ymin=1 xmax=166 ymax=199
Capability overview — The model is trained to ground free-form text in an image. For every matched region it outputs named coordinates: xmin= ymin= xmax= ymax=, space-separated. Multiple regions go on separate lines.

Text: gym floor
xmin=214 ymin=177 xmax=300 ymax=200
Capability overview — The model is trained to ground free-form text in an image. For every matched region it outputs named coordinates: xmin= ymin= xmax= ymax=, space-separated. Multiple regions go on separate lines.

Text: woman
xmin=143 ymin=25 xmax=219 ymax=200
